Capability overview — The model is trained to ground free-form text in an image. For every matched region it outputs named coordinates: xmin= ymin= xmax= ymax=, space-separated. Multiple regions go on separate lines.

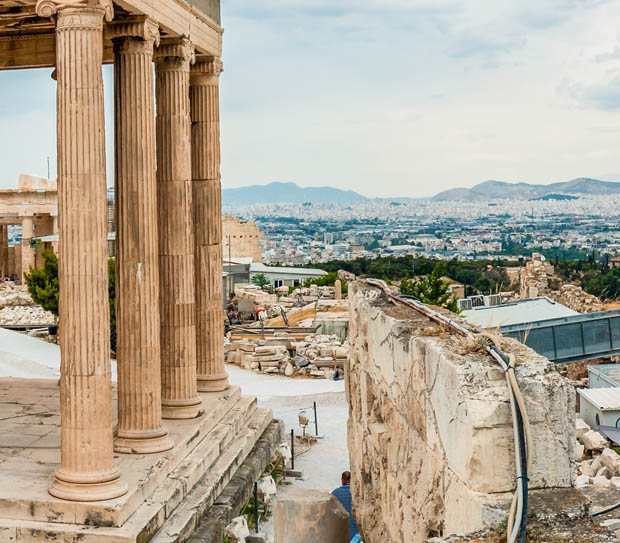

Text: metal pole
xmin=228 ymin=235 xmax=232 ymax=300
xmin=291 ymin=428 xmax=295 ymax=470
xmin=254 ymin=481 xmax=259 ymax=534
xmin=313 ymin=401 xmax=319 ymax=437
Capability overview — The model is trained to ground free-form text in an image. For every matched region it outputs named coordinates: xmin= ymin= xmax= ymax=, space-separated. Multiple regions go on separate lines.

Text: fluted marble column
xmin=190 ymin=58 xmax=229 ymax=392
xmin=109 ymin=18 xmax=174 ymax=454
xmin=0 ymin=225 xmax=9 ymax=277
xmin=154 ymin=39 xmax=202 ymax=419
xmin=21 ymin=216 xmax=35 ymax=279
xmin=37 ymin=0 xmax=127 ymax=502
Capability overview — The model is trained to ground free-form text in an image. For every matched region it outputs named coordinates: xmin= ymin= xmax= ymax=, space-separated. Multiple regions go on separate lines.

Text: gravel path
xmin=226 ymin=364 xmax=350 ymax=542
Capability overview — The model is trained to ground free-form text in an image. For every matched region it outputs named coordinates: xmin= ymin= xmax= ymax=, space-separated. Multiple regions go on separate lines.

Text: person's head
xmin=341 ymin=471 xmax=351 ymax=486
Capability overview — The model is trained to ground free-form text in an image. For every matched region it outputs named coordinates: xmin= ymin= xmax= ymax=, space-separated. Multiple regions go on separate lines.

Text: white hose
xmin=487 ymin=347 xmax=522 ymax=543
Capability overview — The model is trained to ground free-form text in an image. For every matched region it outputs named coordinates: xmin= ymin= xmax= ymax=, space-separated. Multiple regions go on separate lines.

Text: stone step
xmin=0 ymin=394 xmax=270 ymax=543
xmin=151 ymin=407 xmax=274 ymax=543
xmin=114 ymin=387 xmax=246 ymax=527
xmin=105 ymin=396 xmax=263 ymax=542
xmin=0 ymin=386 xmax=244 ymax=530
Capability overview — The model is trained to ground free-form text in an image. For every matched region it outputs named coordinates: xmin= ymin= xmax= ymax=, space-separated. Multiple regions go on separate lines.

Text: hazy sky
xmin=1 ymin=0 xmax=620 ymax=197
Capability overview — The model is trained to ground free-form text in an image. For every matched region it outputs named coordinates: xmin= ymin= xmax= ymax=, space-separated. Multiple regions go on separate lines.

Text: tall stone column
xmin=37 ymin=0 xmax=127 ymax=501
xmin=21 ymin=216 xmax=35 ymax=279
xmin=0 ymin=225 xmax=8 ymax=277
xmin=154 ymin=39 xmax=202 ymax=419
xmin=190 ymin=58 xmax=229 ymax=392
xmin=109 ymin=18 xmax=174 ymax=454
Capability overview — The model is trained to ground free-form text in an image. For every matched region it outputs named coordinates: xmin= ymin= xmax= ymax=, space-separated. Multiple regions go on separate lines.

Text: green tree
xmin=24 ymin=249 xmax=59 ymax=318
xmin=108 ymin=258 xmax=116 ymax=328
xmin=303 ymin=271 xmax=348 ymax=294
xmin=400 ymin=268 xmax=459 ymax=313
xmin=252 ymin=273 xmax=270 ymax=288
xmin=24 ymin=250 xmax=117 ymax=325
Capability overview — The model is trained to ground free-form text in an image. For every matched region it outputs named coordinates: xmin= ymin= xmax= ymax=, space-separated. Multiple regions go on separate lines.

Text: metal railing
xmin=500 ymin=308 xmax=620 ymax=364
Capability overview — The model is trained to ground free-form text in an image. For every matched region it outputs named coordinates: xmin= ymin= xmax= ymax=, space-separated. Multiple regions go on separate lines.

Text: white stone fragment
xmin=601 ymin=448 xmax=620 ymax=475
xmin=575 ymin=474 xmax=590 ymax=488
xmin=596 ymin=466 xmax=611 ymax=479
xmin=581 ymin=459 xmax=595 ymax=477
xmin=575 ymin=442 xmax=585 ymax=461
xmin=276 ymin=442 xmax=292 ymax=465
xmin=576 ymin=418 xmax=590 ymax=440
xmin=224 ymin=516 xmax=250 ymax=542
xmin=257 ymin=475 xmax=277 ymax=503
xmin=592 ymin=454 xmax=603 ymax=472
xmin=583 ymin=430 xmax=608 ymax=451
xmin=594 ymin=475 xmax=611 ymax=488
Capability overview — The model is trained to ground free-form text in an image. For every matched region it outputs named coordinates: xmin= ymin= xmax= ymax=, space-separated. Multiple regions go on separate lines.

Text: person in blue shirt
xmin=332 ymin=471 xmax=359 ymax=541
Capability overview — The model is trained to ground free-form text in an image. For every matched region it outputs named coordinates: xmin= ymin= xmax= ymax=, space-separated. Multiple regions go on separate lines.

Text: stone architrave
xmin=109 ymin=18 xmax=174 ymax=453
xmin=190 ymin=57 xmax=229 ymax=392
xmin=154 ymin=39 xmax=202 ymax=419
xmin=20 ymin=216 xmax=35 ymax=279
xmin=36 ymin=0 xmax=127 ymax=501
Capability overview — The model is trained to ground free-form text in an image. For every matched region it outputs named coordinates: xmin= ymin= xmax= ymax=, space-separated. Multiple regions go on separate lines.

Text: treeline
xmin=311 ymin=256 xmax=521 ymax=296
xmin=308 ymin=252 xmax=620 ymax=301
xmin=554 ymin=253 xmax=620 ymax=300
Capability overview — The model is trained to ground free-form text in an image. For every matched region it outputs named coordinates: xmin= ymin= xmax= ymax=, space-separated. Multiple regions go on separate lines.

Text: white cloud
xmin=0 ymin=0 xmax=619 ymax=197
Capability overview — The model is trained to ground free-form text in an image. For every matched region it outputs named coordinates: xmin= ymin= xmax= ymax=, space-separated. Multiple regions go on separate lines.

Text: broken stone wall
xmin=222 ymin=215 xmax=263 ymax=263
xmin=346 ymin=282 xmax=576 ymax=543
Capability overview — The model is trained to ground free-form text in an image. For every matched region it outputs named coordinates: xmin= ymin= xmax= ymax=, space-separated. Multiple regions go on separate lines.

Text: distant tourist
xmin=332 ymin=471 xmax=359 ymax=541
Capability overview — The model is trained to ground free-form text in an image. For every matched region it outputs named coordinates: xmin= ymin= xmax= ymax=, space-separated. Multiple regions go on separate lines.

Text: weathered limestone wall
xmin=346 ymin=282 xmax=576 ymax=543
xmin=222 ymin=214 xmax=263 ymax=262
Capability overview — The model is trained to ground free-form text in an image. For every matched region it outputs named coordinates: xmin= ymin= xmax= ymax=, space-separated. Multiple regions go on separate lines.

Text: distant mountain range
xmin=222 ymin=182 xmax=368 ymax=206
xmin=221 ymin=177 xmax=620 ymax=206
xmin=432 ymin=178 xmax=620 ymax=201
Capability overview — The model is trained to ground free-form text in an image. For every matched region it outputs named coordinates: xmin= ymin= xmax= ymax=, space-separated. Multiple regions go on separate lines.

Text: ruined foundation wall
xmin=346 ymin=282 xmax=576 ymax=543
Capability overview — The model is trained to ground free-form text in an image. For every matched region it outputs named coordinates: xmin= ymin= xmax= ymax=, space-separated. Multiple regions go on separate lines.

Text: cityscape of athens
xmin=3 ymin=1 xmax=620 ymax=543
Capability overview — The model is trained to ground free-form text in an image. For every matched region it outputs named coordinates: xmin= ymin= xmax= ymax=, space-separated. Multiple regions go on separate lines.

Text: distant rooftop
xmin=461 ymin=297 xmax=578 ymax=328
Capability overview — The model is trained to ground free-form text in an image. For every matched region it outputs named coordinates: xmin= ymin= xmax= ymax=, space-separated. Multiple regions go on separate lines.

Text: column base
xmin=197 ymin=372 xmax=229 ymax=393
xmin=114 ymin=430 xmax=174 ymax=455
xmin=162 ymin=397 xmax=203 ymax=420
xmin=49 ymin=473 xmax=128 ymax=502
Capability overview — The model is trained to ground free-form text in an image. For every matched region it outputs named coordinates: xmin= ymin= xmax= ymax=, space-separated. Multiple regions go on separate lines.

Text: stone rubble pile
xmin=510 ymin=253 xmax=604 ymax=313
xmin=0 ymin=284 xmax=33 ymax=309
xmin=269 ymin=285 xmax=339 ymax=314
xmin=518 ymin=252 xmax=552 ymax=298
xmin=0 ymin=305 xmax=55 ymax=326
xmin=233 ymin=283 xmax=342 ymax=318
xmin=575 ymin=417 xmax=620 ymax=489
xmin=225 ymin=333 xmax=347 ymax=379
xmin=553 ymin=284 xmax=603 ymax=313
xmin=0 ymin=284 xmax=55 ymax=326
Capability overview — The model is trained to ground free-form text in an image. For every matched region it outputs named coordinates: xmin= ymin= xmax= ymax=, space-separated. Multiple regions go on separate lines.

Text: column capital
xmin=190 ymin=57 xmax=223 ymax=86
xmin=106 ymin=16 xmax=160 ymax=46
xmin=154 ymin=37 xmax=195 ymax=68
xmin=36 ymin=0 xmax=114 ymax=22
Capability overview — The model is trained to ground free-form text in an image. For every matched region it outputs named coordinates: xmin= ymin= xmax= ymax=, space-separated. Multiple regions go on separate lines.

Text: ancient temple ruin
xmin=0 ymin=174 xmax=57 ymax=281
xmin=0 ymin=1 xmax=279 ymax=541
